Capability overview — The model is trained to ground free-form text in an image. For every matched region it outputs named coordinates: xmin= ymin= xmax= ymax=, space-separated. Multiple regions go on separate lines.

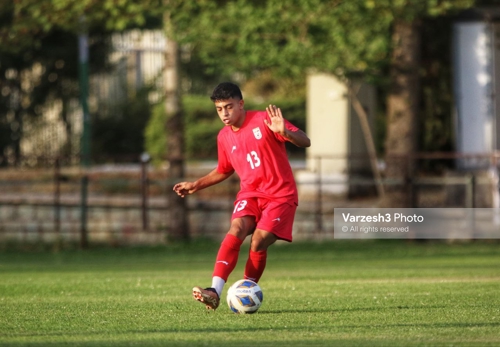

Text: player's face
xmin=214 ymin=98 xmax=245 ymax=128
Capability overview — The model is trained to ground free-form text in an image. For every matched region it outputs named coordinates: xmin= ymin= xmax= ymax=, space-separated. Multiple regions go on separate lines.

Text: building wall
xmin=306 ymin=73 xmax=349 ymax=174
xmin=0 ymin=201 xmax=332 ymax=244
xmin=301 ymin=73 xmax=376 ymax=195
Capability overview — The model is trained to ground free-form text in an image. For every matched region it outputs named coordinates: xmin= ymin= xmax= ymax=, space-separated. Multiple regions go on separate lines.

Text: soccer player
xmin=173 ymin=82 xmax=310 ymax=310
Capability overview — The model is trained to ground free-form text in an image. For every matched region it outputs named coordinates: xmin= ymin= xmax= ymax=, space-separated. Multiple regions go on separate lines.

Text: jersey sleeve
xmin=216 ymin=132 xmax=234 ymax=174
xmin=273 ymin=118 xmax=300 ymax=143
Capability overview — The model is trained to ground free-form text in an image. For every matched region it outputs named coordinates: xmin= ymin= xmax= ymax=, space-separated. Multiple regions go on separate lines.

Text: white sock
xmin=211 ymin=276 xmax=225 ymax=297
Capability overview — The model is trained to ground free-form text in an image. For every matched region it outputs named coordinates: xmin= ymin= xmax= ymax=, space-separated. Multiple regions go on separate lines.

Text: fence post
xmin=140 ymin=153 xmax=150 ymax=231
xmin=406 ymin=175 xmax=417 ymax=208
xmin=315 ymin=156 xmax=323 ymax=232
xmin=79 ymin=16 xmax=90 ymax=249
xmin=54 ymin=157 xmax=61 ymax=236
xmin=80 ymin=175 xmax=89 ymax=249
xmin=466 ymin=173 xmax=476 ymax=208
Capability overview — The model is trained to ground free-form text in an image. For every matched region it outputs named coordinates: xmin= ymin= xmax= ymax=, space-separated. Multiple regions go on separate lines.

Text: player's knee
xmin=227 ymin=226 xmax=247 ymax=240
xmin=227 ymin=217 xmax=255 ymax=240
xmin=250 ymin=231 xmax=276 ymax=252
xmin=250 ymin=238 xmax=267 ymax=252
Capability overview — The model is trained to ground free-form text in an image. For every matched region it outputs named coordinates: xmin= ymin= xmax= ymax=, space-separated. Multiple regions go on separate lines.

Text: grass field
xmin=0 ymin=240 xmax=499 ymax=346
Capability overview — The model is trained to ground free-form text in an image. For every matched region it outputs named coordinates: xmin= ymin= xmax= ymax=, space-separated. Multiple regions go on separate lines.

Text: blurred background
xmin=0 ymin=0 xmax=499 ymax=247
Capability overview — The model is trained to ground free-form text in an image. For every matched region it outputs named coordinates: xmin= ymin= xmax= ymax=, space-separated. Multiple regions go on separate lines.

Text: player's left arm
xmin=265 ymin=104 xmax=311 ymax=148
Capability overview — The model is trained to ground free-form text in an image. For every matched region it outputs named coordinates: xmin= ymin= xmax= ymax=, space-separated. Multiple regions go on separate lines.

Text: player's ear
xmin=239 ymin=99 xmax=244 ymax=109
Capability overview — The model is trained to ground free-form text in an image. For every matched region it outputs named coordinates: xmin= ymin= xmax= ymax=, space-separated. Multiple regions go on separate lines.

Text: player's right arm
xmin=173 ymin=168 xmax=234 ymax=198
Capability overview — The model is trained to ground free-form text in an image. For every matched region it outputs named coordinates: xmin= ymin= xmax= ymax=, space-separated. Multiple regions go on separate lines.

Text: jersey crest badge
xmin=253 ymin=127 xmax=262 ymax=140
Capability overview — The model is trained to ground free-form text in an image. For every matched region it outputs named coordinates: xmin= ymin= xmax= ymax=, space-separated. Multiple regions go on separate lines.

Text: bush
xmin=91 ymin=87 xmax=152 ymax=162
xmin=144 ymin=94 xmax=307 ymax=165
xmin=144 ymin=102 xmax=167 ymax=167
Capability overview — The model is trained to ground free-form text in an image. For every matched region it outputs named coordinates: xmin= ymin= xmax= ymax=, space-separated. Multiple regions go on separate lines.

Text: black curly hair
xmin=210 ymin=82 xmax=243 ymax=102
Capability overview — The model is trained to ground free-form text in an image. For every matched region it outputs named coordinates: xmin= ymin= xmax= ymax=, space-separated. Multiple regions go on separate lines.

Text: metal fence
xmin=0 ymin=153 xmax=499 ymax=246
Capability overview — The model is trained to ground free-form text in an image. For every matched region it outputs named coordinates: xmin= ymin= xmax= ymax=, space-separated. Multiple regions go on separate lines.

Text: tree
xmin=163 ymin=8 xmax=189 ymax=241
xmin=1 ymin=0 xmax=191 ymax=239
xmin=380 ymin=18 xmax=422 ymax=207
xmin=2 ymin=0 xmax=483 ymax=234
xmin=170 ymin=0 xmax=476 ymax=207
xmin=377 ymin=1 xmax=474 ymax=207
xmin=0 ymin=1 xmax=155 ymax=164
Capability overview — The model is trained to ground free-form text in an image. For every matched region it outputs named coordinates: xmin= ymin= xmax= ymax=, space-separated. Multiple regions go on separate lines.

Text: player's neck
xmin=231 ymin=110 xmax=246 ymax=131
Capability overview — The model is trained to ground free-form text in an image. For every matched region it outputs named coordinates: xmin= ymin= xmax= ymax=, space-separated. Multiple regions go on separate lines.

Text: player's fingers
xmin=174 ymin=184 xmax=188 ymax=195
xmin=270 ymin=105 xmax=280 ymax=116
xmin=273 ymin=105 xmax=282 ymax=119
xmin=268 ymin=105 xmax=276 ymax=117
xmin=266 ymin=106 xmax=272 ymax=117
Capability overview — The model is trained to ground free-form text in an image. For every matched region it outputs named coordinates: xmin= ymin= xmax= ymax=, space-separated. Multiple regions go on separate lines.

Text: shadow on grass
xmin=3 ymin=320 xmax=499 ymax=347
xmin=5 ymin=320 xmax=499 ymax=337
xmin=259 ymin=304 xmax=448 ymax=315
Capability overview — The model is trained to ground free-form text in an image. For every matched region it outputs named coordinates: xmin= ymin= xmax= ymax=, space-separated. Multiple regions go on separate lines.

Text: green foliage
xmin=1 ymin=241 xmax=499 ymax=346
xmin=0 ymin=0 xmax=484 ymax=167
xmin=92 ymin=87 xmax=152 ymax=161
xmin=183 ymin=95 xmax=220 ymax=158
xmin=419 ymin=16 xmax=456 ymax=153
xmin=1 ymin=1 xmax=480 ymax=94
xmin=0 ymin=27 xmax=112 ymax=162
xmin=185 ymin=120 xmax=222 ymax=158
xmin=0 ymin=0 xmax=481 ymax=99
xmin=144 ymin=102 xmax=166 ymax=167
xmin=144 ymin=94 xmax=307 ymax=164
xmin=145 ymin=95 xmax=221 ymax=164
xmin=170 ymin=0 xmax=475 ymax=83
xmin=0 ymin=0 xmax=161 ymax=53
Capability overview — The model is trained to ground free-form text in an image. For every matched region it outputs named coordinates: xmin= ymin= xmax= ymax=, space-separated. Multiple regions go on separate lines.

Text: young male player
xmin=173 ymin=82 xmax=310 ymax=310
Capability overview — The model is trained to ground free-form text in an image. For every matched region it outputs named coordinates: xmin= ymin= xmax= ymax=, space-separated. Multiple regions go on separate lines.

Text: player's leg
xmin=211 ymin=216 xmax=256 ymax=291
xmin=244 ymin=200 xmax=297 ymax=283
xmin=193 ymin=215 xmax=256 ymax=310
xmin=243 ymin=228 xmax=277 ymax=282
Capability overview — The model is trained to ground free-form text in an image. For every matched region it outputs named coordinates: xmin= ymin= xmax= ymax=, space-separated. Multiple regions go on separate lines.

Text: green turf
xmin=0 ymin=240 xmax=499 ymax=346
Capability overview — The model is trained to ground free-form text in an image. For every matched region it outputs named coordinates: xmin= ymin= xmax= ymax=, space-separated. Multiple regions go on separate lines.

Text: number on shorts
xmin=233 ymin=200 xmax=248 ymax=213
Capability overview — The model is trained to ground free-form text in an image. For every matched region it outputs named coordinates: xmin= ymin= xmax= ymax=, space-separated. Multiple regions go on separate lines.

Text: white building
xmin=298 ymin=73 xmax=376 ymax=196
xmin=453 ymin=8 xmax=500 ymax=169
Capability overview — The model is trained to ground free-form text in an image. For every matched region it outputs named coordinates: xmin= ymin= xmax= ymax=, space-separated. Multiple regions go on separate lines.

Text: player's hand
xmin=264 ymin=104 xmax=286 ymax=136
xmin=173 ymin=182 xmax=195 ymax=198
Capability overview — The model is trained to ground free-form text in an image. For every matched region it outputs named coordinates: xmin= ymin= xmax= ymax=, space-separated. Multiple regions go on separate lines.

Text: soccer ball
xmin=226 ymin=279 xmax=263 ymax=314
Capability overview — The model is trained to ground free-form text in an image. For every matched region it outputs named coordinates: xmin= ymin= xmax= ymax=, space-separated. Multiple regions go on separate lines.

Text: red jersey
xmin=216 ymin=110 xmax=299 ymax=204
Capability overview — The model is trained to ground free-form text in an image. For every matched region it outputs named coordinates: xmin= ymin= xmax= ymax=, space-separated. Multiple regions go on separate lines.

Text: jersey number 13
xmin=246 ymin=151 xmax=261 ymax=169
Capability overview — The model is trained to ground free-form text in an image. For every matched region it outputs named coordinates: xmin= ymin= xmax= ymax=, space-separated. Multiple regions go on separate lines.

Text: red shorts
xmin=231 ymin=197 xmax=298 ymax=242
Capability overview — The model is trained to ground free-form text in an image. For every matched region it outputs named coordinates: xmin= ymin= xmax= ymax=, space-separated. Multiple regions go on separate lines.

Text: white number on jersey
xmin=246 ymin=151 xmax=261 ymax=169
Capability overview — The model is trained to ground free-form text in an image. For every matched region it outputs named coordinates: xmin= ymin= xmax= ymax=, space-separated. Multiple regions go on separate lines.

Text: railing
xmin=305 ymin=152 xmax=500 ymax=232
xmin=0 ymin=152 xmax=499 ymax=245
